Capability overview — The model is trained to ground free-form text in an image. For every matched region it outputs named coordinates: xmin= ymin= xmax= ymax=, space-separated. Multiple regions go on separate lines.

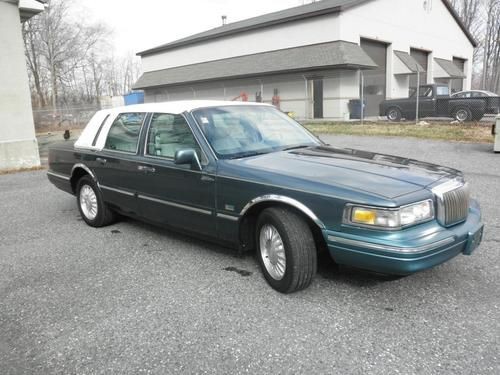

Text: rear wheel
xmin=77 ymin=175 xmax=116 ymax=227
xmin=256 ymin=207 xmax=317 ymax=293
xmin=387 ymin=107 xmax=402 ymax=122
xmin=453 ymin=107 xmax=472 ymax=122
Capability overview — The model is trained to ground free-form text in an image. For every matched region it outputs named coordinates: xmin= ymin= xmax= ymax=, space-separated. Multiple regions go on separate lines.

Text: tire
xmin=256 ymin=207 xmax=317 ymax=293
xmin=76 ymin=175 xmax=116 ymax=227
xmin=453 ymin=107 xmax=472 ymax=122
xmin=386 ymin=107 xmax=402 ymax=122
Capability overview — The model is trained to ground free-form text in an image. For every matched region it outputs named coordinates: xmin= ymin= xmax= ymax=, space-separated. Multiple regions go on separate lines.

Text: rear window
xmin=436 ymin=86 xmax=450 ymax=96
xmin=104 ymin=113 xmax=145 ymax=153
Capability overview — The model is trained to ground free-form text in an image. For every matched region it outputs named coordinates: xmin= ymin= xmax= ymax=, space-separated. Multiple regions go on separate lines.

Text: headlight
xmin=344 ymin=200 xmax=434 ymax=229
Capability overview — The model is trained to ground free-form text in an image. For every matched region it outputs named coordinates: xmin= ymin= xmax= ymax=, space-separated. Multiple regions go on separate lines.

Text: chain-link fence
xmin=33 ymin=71 xmax=498 ymax=133
xmin=142 ymin=68 xmax=499 ymax=126
xmin=32 ymin=105 xmax=101 ymax=133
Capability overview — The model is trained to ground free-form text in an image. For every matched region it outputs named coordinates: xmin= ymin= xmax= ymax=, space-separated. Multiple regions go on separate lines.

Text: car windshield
xmin=192 ymin=105 xmax=320 ymax=159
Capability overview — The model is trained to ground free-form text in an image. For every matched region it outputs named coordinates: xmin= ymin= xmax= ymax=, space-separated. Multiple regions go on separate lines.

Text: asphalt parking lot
xmin=1 ymin=135 xmax=499 ymax=374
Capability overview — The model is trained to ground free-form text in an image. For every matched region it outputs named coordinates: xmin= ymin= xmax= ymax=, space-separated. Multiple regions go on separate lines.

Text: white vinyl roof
xmin=109 ymin=100 xmax=272 ymax=115
xmin=75 ymin=100 xmax=272 ymax=151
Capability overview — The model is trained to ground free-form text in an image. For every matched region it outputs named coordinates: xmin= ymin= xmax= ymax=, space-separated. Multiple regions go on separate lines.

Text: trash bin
xmin=348 ymin=99 xmax=366 ymax=120
xmin=494 ymin=115 xmax=500 ymax=153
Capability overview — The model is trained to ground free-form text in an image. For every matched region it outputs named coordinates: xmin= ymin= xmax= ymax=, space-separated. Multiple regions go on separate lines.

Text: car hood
xmin=225 ymin=146 xmax=461 ymax=199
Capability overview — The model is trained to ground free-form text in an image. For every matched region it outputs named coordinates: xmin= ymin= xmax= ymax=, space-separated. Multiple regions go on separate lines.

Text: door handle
xmin=96 ymin=157 xmax=107 ymax=164
xmin=137 ymin=165 xmax=156 ymax=173
xmin=201 ymin=174 xmax=215 ymax=182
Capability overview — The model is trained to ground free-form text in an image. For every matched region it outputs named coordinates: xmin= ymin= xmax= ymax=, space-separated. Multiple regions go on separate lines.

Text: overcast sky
xmin=81 ymin=0 xmax=309 ymax=56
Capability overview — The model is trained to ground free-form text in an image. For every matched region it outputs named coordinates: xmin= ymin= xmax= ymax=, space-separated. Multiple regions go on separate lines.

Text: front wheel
xmin=77 ymin=175 xmax=116 ymax=227
xmin=386 ymin=107 xmax=402 ymax=122
xmin=256 ymin=207 xmax=317 ymax=293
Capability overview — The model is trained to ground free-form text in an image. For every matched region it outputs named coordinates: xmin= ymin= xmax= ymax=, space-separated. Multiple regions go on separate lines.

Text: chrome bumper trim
xmin=327 ymin=235 xmax=456 ymax=254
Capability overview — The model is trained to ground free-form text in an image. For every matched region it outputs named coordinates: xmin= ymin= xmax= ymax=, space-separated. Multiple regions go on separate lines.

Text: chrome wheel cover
xmin=79 ymin=184 xmax=98 ymax=220
xmin=388 ymin=109 xmax=399 ymax=121
xmin=259 ymin=224 xmax=286 ymax=280
xmin=456 ymin=109 xmax=468 ymax=122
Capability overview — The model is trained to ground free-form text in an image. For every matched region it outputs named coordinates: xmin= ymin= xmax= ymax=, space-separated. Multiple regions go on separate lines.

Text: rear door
xmin=135 ymin=113 xmax=216 ymax=236
xmin=92 ymin=112 xmax=147 ymax=216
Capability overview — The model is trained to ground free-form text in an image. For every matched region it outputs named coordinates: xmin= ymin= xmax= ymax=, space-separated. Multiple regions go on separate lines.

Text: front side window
xmin=104 ymin=113 xmax=145 ymax=153
xmin=146 ymin=113 xmax=201 ymax=159
xmin=192 ymin=105 xmax=319 ymax=159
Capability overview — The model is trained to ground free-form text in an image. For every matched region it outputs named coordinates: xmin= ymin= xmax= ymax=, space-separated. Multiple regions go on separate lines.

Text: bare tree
xmin=450 ymin=0 xmax=483 ymax=62
xmin=480 ymin=0 xmax=500 ymax=91
xmin=450 ymin=0 xmax=500 ymax=92
xmin=23 ymin=20 xmax=47 ymax=107
xmin=23 ymin=0 xmax=110 ymax=110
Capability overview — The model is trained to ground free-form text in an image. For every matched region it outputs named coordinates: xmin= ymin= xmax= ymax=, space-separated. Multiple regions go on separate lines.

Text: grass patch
xmin=304 ymin=121 xmax=494 ymax=143
xmin=0 ymin=165 xmax=46 ymax=176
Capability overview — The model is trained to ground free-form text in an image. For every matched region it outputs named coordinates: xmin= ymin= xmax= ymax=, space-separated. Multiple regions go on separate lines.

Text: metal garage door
xmin=360 ymin=39 xmax=387 ymax=116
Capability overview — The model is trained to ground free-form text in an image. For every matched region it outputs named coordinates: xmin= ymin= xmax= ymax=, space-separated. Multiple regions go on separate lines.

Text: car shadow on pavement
xmin=119 ymin=216 xmax=402 ymax=287
xmin=316 ymin=252 xmax=403 ymax=287
xmin=120 ymin=216 xmax=245 ymax=258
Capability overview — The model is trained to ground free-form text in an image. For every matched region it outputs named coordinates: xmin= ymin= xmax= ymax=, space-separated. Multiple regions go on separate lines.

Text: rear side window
xmin=146 ymin=113 xmax=201 ymax=159
xmin=104 ymin=113 xmax=145 ymax=153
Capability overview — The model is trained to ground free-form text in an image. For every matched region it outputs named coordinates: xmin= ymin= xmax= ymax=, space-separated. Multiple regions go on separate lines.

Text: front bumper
xmin=324 ymin=200 xmax=483 ymax=275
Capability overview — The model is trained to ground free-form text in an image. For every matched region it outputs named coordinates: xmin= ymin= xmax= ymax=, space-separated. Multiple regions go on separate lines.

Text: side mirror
xmin=174 ymin=149 xmax=202 ymax=171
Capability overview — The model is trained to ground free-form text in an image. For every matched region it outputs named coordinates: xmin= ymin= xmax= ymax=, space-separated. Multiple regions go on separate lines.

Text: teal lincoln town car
xmin=47 ymin=101 xmax=484 ymax=293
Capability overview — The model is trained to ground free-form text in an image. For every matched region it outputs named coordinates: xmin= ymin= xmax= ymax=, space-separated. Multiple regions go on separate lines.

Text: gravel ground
xmin=1 ymin=136 xmax=499 ymax=374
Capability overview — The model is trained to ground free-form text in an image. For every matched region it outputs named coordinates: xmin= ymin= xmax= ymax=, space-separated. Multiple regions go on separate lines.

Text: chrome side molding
xmin=71 ymin=163 xmax=98 ymax=182
xmin=240 ymin=194 xmax=325 ymax=229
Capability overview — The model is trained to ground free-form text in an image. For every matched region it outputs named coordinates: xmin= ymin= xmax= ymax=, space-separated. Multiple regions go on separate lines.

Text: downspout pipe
xmin=302 ymin=75 xmax=309 ymax=120
xmin=257 ymin=79 xmax=264 ymax=102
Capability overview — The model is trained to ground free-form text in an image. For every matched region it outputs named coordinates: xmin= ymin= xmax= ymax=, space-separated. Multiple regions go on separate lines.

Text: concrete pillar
xmin=0 ymin=0 xmax=41 ymax=170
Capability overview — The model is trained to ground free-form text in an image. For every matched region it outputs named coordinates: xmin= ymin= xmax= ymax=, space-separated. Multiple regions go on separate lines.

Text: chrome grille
xmin=433 ymin=181 xmax=470 ymax=226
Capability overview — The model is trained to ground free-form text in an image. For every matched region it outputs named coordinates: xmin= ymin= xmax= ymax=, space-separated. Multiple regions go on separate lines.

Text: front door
xmin=135 ymin=113 xmax=216 ymax=236
xmin=417 ymin=86 xmax=436 ymax=118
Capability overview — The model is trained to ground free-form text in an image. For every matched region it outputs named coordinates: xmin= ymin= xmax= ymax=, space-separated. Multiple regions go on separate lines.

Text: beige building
xmin=134 ymin=0 xmax=476 ymax=120
xmin=0 ymin=0 xmax=45 ymax=170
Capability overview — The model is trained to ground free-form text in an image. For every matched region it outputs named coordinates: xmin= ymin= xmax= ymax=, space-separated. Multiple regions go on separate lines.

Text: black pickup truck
xmin=380 ymin=84 xmax=500 ymax=122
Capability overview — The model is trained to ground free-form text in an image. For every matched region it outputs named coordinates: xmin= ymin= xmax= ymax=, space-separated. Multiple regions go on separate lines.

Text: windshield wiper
xmin=228 ymin=151 xmax=269 ymax=159
xmin=282 ymin=145 xmax=312 ymax=151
